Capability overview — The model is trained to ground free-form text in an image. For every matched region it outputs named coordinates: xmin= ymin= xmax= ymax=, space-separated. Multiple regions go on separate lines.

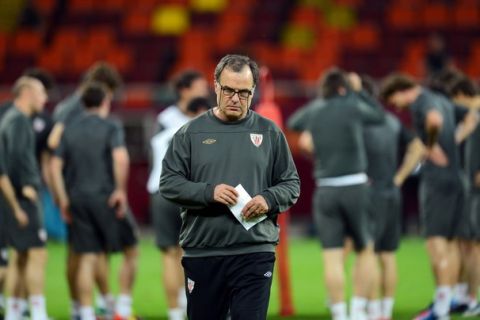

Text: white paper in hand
xmin=229 ymin=184 xmax=267 ymax=230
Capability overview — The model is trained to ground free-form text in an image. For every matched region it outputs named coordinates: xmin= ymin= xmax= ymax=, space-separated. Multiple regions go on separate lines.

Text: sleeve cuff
xmin=204 ymin=183 xmax=215 ymax=203
xmin=260 ymin=191 xmax=278 ymax=217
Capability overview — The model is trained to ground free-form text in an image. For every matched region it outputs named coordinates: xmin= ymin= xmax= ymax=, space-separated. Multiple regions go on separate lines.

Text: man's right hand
xmin=22 ymin=185 xmax=38 ymax=202
xmin=213 ymin=184 xmax=238 ymax=206
xmin=427 ymin=144 xmax=449 ymax=167
xmin=60 ymin=200 xmax=72 ymax=224
xmin=14 ymin=208 xmax=29 ymax=227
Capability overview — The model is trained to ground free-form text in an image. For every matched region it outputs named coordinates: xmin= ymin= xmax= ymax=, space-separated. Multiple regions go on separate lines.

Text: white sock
xmin=330 ymin=302 xmax=348 ymax=320
xmin=6 ymin=298 xmax=21 ymax=320
xmin=115 ymin=294 xmax=132 ymax=318
xmin=177 ymin=288 xmax=187 ymax=313
xmin=18 ymin=299 xmax=28 ymax=315
xmin=453 ymin=283 xmax=468 ymax=304
xmin=432 ymin=286 xmax=452 ymax=316
xmin=468 ymin=297 xmax=478 ymax=309
xmin=71 ymin=300 xmax=80 ymax=318
xmin=168 ymin=308 xmax=185 ymax=320
xmin=350 ymin=296 xmax=368 ymax=320
xmin=96 ymin=293 xmax=115 ymax=314
xmin=367 ymin=299 xmax=381 ymax=320
xmin=381 ymin=297 xmax=394 ymax=319
xmin=30 ymin=295 xmax=48 ymax=320
xmin=79 ymin=306 xmax=95 ymax=320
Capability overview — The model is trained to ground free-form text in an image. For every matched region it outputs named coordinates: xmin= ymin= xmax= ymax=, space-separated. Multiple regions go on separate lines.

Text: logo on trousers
xmin=187 ymin=278 xmax=195 ymax=293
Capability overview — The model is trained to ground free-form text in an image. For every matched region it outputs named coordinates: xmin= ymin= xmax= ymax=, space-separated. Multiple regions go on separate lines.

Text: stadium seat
xmin=106 ymin=48 xmax=133 ymax=74
xmin=190 ymin=0 xmax=227 ymax=13
xmin=453 ymin=3 xmax=480 ymax=28
xmin=99 ymin=0 xmax=126 ymax=12
xmin=11 ymin=29 xmax=43 ymax=55
xmin=345 ymin=23 xmax=379 ymax=50
xmin=422 ymin=3 xmax=449 ymax=28
xmin=151 ymin=5 xmax=190 ymax=35
xmin=33 ymin=0 xmax=56 ymax=16
xmin=387 ymin=5 xmax=416 ymax=29
xmin=291 ymin=5 xmax=319 ymax=30
xmin=69 ymin=0 xmax=94 ymax=13
xmin=123 ymin=11 xmax=152 ymax=34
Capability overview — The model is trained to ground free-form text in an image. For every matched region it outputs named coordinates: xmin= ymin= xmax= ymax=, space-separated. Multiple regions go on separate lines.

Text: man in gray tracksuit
xmin=160 ymin=54 xmax=300 ymax=320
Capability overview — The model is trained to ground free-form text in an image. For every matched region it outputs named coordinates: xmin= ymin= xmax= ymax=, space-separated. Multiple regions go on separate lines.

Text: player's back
xmin=59 ymin=113 xmax=122 ymax=197
xmin=308 ymin=92 xmax=383 ymax=179
xmin=52 ymin=93 xmax=83 ymax=125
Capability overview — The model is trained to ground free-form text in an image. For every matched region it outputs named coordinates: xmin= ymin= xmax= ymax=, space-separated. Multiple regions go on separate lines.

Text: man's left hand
xmin=242 ymin=195 xmax=269 ymax=220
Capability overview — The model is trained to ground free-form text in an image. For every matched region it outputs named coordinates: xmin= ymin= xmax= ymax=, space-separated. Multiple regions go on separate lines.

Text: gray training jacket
xmin=160 ymin=109 xmax=300 ymax=257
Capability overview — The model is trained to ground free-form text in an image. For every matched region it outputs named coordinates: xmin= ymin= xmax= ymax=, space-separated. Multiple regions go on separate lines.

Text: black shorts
xmin=313 ymin=184 xmax=372 ymax=251
xmin=6 ymin=197 xmax=46 ymax=252
xmin=368 ymin=187 xmax=402 ymax=252
xmin=419 ymin=174 xmax=465 ymax=239
xmin=467 ymin=192 xmax=480 ymax=240
xmin=112 ymin=208 xmax=139 ymax=252
xmin=69 ymin=195 xmax=120 ymax=254
xmin=182 ymin=252 xmax=275 ymax=320
xmin=0 ymin=196 xmax=8 ymax=265
xmin=151 ymin=192 xmax=182 ymax=250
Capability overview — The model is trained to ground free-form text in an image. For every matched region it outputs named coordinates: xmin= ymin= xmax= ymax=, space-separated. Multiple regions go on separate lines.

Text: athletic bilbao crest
xmin=250 ymin=133 xmax=263 ymax=147
xmin=187 ymin=278 xmax=195 ymax=293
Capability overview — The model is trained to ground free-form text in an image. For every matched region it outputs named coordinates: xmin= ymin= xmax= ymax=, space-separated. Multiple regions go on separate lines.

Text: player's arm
xmin=348 ymin=73 xmax=385 ymax=125
xmin=0 ymin=174 xmax=28 ymax=227
xmin=244 ymin=131 xmax=300 ymax=219
xmin=50 ymin=156 xmax=71 ymax=223
xmin=454 ymin=106 xmax=479 ymax=145
xmin=393 ymin=137 xmax=426 ymax=187
xmin=424 ymin=109 xmax=449 ymax=167
xmin=298 ymin=130 xmax=314 ymax=155
xmin=12 ymin=120 xmax=40 ymax=202
xmin=110 ymin=146 xmax=129 ymax=218
xmin=47 ymin=122 xmax=64 ymax=151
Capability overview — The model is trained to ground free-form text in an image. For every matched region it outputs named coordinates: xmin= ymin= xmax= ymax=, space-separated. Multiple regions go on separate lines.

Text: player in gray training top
xmin=0 ymin=76 xmax=49 ymax=320
xmin=361 ymin=75 xmax=425 ymax=320
xmin=298 ymin=69 xmax=384 ymax=320
xmin=448 ymin=76 xmax=480 ymax=316
xmin=160 ymin=54 xmax=300 ymax=320
xmin=381 ymin=73 xmax=477 ymax=320
xmin=51 ymin=82 xmax=133 ymax=320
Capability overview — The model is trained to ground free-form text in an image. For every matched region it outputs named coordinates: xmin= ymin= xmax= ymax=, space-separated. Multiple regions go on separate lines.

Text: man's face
xmin=215 ymin=66 xmax=255 ymax=121
xmin=389 ymin=91 xmax=409 ymax=110
xmin=186 ymin=78 xmax=209 ymax=99
xmin=29 ymin=80 xmax=48 ymax=113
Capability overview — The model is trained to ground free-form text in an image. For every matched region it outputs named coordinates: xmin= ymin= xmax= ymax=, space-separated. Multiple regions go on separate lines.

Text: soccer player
xmin=448 ymin=76 xmax=480 ymax=316
xmin=50 ymin=82 xmax=130 ymax=320
xmin=148 ymin=84 xmax=209 ymax=320
xmin=48 ymin=62 xmax=138 ymax=319
xmin=160 ymin=54 xmax=300 ymax=320
xmin=297 ymin=69 xmax=384 ymax=320
xmin=361 ymin=76 xmax=426 ymax=320
xmin=380 ymin=74 xmax=476 ymax=320
xmin=0 ymin=76 xmax=49 ymax=320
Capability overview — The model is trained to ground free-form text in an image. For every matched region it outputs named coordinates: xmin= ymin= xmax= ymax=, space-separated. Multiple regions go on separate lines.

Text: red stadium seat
xmin=69 ymin=0 xmax=94 ymax=13
xmin=12 ymin=29 xmax=43 ymax=55
xmin=453 ymin=4 xmax=480 ymax=28
xmin=34 ymin=0 xmax=56 ymax=16
xmin=422 ymin=3 xmax=449 ymax=28
xmin=345 ymin=23 xmax=379 ymax=50
xmin=123 ymin=11 xmax=152 ymax=34
xmin=388 ymin=5 xmax=417 ymax=29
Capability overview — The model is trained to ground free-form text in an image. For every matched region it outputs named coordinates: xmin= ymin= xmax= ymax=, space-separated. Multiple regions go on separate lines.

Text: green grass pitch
xmin=44 ymin=236 xmax=465 ymax=319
